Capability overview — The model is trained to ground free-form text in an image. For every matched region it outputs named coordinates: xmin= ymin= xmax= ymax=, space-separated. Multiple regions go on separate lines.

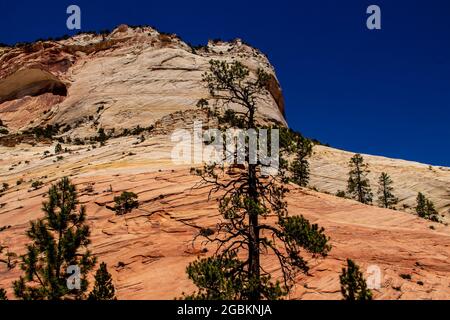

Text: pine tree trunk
xmin=247 ymin=107 xmax=260 ymax=300
xmin=248 ymin=162 xmax=260 ymax=300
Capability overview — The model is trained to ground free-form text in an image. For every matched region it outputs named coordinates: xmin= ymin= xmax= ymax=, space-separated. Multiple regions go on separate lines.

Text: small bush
xmin=400 ymin=274 xmax=411 ymax=280
xmin=27 ymin=124 xmax=60 ymax=139
xmin=96 ymin=128 xmax=108 ymax=143
xmin=114 ymin=191 xmax=139 ymax=215
xmin=1 ymin=183 xmax=8 ymax=192
xmin=336 ymin=190 xmax=346 ymax=198
xmin=31 ymin=180 xmax=44 ymax=190
xmin=73 ymin=137 xmax=84 ymax=145
xmin=54 ymin=143 xmax=62 ymax=154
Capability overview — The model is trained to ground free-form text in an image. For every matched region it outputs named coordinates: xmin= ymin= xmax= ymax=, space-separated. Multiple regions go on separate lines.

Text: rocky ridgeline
xmin=0 ymin=24 xmax=285 ymax=135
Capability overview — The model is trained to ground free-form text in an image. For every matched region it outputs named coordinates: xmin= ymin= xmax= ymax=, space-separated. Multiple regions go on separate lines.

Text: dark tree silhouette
xmin=186 ymin=60 xmax=331 ymax=300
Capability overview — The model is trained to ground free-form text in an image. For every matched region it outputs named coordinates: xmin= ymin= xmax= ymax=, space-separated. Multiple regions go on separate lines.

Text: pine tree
xmin=186 ymin=60 xmax=331 ymax=300
xmin=88 ymin=262 xmax=116 ymax=300
xmin=290 ymin=136 xmax=312 ymax=187
xmin=376 ymin=172 xmax=398 ymax=209
xmin=13 ymin=177 xmax=96 ymax=300
xmin=347 ymin=154 xmax=373 ymax=204
xmin=0 ymin=288 xmax=7 ymax=300
xmin=340 ymin=259 xmax=372 ymax=301
xmin=415 ymin=192 xmax=439 ymax=222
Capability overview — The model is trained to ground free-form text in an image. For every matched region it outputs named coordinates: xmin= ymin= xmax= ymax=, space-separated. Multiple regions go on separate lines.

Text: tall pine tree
xmin=13 ymin=177 xmax=96 ymax=300
xmin=186 ymin=60 xmax=331 ymax=300
xmin=347 ymin=154 xmax=373 ymax=204
xmin=376 ymin=172 xmax=398 ymax=209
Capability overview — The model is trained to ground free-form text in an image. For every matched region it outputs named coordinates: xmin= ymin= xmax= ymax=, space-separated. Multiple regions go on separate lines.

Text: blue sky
xmin=1 ymin=0 xmax=449 ymax=166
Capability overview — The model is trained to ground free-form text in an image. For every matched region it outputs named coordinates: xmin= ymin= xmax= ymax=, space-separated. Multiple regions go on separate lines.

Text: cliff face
xmin=0 ymin=25 xmax=450 ymax=300
xmin=0 ymin=25 xmax=285 ymax=134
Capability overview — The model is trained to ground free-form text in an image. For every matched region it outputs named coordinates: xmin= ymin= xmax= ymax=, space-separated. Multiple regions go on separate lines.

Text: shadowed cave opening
xmin=0 ymin=69 xmax=68 ymax=104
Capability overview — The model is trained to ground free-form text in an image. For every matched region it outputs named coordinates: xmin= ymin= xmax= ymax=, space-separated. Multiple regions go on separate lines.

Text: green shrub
xmin=96 ymin=128 xmax=107 ymax=143
xmin=73 ymin=137 xmax=84 ymax=145
xmin=28 ymin=124 xmax=60 ymax=139
xmin=31 ymin=180 xmax=44 ymax=190
xmin=400 ymin=274 xmax=411 ymax=280
xmin=336 ymin=190 xmax=346 ymax=198
xmin=54 ymin=143 xmax=62 ymax=154
xmin=1 ymin=183 xmax=8 ymax=192
xmin=114 ymin=191 xmax=139 ymax=215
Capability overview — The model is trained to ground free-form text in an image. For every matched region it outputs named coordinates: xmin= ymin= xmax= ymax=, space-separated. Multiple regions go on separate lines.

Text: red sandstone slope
xmin=0 ymin=168 xmax=449 ymax=299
